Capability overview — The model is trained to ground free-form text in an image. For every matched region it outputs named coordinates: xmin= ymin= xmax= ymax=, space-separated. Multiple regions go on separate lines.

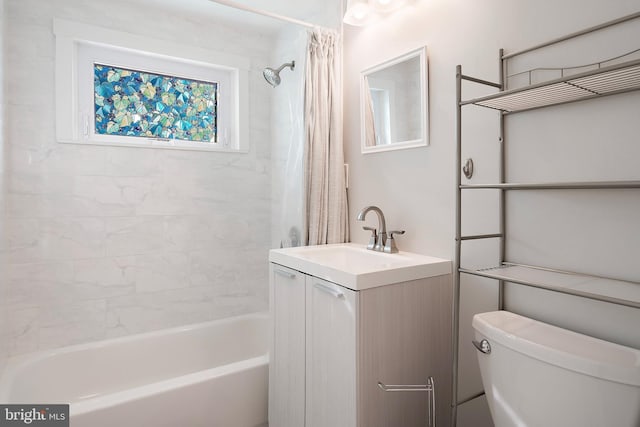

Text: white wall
xmin=0 ymin=0 xmax=278 ymax=356
xmin=0 ymin=0 xmax=8 ymax=375
xmin=344 ymin=1 xmax=640 ymax=425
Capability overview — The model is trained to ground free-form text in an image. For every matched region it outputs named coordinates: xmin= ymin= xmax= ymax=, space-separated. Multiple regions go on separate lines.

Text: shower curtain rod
xmin=206 ymin=0 xmax=325 ymax=30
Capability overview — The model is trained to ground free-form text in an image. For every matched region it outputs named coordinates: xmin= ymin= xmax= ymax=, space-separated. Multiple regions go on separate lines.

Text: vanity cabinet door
xmin=269 ymin=264 xmax=306 ymax=427
xmin=305 ymin=277 xmax=358 ymax=427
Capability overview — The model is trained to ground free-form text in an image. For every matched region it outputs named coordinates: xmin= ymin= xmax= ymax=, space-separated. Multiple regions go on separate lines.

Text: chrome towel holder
xmin=377 ymin=376 xmax=436 ymax=427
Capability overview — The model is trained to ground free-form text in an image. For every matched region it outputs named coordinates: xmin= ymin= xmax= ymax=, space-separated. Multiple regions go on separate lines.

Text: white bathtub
xmin=0 ymin=313 xmax=269 ymax=427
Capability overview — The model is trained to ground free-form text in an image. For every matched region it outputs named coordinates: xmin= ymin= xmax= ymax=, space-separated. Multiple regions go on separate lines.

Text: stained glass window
xmin=93 ymin=64 xmax=218 ymax=143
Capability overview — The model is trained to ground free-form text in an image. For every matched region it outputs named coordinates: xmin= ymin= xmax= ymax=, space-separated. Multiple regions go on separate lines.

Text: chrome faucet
xmin=356 ymin=206 xmax=387 ymax=251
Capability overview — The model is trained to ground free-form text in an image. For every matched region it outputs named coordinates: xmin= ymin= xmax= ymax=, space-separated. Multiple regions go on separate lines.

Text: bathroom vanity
xmin=268 ymin=243 xmax=453 ymax=427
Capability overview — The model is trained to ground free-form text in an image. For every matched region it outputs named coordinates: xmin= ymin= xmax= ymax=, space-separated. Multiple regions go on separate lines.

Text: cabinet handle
xmin=314 ymin=282 xmax=345 ymax=299
xmin=274 ymin=268 xmax=296 ymax=279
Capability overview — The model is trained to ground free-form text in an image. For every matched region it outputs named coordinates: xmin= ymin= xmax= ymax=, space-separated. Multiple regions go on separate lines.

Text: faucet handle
xmin=384 ymin=230 xmax=405 ymax=254
xmin=363 ymin=226 xmax=377 ymax=250
xmin=389 ymin=230 xmax=405 ymax=239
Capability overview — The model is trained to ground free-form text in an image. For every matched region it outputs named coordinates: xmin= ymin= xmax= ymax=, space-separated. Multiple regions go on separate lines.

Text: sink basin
xmin=269 ymin=243 xmax=451 ymax=291
xmin=295 ymin=245 xmax=417 ymax=269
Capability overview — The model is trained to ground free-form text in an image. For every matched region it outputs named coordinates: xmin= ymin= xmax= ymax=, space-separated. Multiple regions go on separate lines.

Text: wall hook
xmin=463 ymin=158 xmax=474 ymax=179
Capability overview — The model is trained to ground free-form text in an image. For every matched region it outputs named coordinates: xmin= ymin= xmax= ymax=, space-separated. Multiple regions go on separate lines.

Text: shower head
xmin=263 ymin=61 xmax=295 ymax=88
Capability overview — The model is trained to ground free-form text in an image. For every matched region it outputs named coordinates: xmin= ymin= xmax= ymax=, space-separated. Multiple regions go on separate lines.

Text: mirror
xmin=360 ymin=47 xmax=428 ymax=153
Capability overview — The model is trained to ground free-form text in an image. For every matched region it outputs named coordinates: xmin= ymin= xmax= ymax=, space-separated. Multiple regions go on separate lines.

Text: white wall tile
xmin=5 ymin=23 xmax=53 ymax=59
xmin=105 ymin=286 xmax=220 ymax=337
xmin=135 ymin=180 xmax=200 ymax=216
xmin=5 ymin=261 xmax=75 ymax=309
xmin=189 ymin=249 xmax=239 ymax=289
xmin=6 ymin=193 xmax=129 ymax=218
xmin=72 ymin=257 xmax=137 ymax=299
xmin=38 ymin=300 xmax=107 ymax=349
xmin=7 ymin=308 xmax=39 ymax=356
xmin=105 ymin=147 xmax=162 ymax=177
xmin=164 ymin=215 xmax=219 ymax=252
xmin=8 ymin=172 xmax=74 ymax=196
xmin=7 ymin=106 xmax=55 ymax=149
xmin=2 ymin=217 xmax=105 ymax=264
xmin=134 ymin=252 xmax=190 ymax=293
xmin=1 ymin=0 xmax=281 ymax=356
xmin=0 ymin=0 xmax=8 ymax=371
xmin=8 ymin=144 xmax=107 ymax=176
xmin=73 ymin=176 xmax=155 ymax=216
xmin=4 ymin=258 xmax=136 ymax=311
xmin=0 ymin=218 xmax=40 ymax=265
xmin=6 ymin=58 xmax=54 ymax=107
xmin=105 ymin=216 xmax=165 ymax=257
xmin=5 ymin=0 xmax=57 ymax=27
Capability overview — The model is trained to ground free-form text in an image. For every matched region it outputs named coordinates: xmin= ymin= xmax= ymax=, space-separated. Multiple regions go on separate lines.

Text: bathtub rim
xmin=0 ymin=311 xmax=269 ymax=403
xmin=70 ymin=353 xmax=268 ymax=416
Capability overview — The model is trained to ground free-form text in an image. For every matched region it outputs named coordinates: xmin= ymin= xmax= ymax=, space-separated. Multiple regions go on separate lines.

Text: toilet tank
xmin=472 ymin=311 xmax=640 ymax=427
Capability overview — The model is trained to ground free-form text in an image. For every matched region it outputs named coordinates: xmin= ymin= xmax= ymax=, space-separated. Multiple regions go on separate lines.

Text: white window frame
xmin=54 ymin=18 xmax=250 ymax=152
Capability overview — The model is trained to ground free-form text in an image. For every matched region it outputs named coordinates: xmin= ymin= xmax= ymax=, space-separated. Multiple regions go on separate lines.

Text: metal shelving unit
xmin=461 ymin=180 xmax=640 ymax=190
xmin=451 ymin=11 xmax=640 ymax=427
xmin=462 ymin=58 xmax=640 ymax=113
xmin=460 ymin=263 xmax=640 ymax=310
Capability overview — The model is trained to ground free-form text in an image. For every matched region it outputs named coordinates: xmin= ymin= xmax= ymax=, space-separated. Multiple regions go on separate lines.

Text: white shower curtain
xmin=303 ymin=29 xmax=349 ymax=246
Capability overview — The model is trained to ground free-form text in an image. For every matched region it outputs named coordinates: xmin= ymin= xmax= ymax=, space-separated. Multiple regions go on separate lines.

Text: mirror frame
xmin=360 ymin=46 xmax=428 ymax=154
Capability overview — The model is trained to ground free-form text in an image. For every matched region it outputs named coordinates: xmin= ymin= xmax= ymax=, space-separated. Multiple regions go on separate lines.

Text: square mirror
xmin=360 ymin=46 xmax=428 ymax=154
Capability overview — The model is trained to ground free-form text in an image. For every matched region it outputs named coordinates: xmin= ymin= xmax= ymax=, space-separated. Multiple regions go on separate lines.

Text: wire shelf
xmin=459 ymin=180 xmax=640 ymax=190
xmin=460 ymin=263 xmax=640 ymax=309
xmin=462 ymin=58 xmax=640 ymax=113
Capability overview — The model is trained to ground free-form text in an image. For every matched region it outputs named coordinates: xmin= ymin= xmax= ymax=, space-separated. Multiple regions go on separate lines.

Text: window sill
xmin=57 ymin=138 xmax=249 ymax=153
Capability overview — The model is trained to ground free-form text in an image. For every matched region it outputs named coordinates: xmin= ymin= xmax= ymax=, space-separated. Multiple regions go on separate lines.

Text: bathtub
xmin=0 ymin=312 xmax=269 ymax=427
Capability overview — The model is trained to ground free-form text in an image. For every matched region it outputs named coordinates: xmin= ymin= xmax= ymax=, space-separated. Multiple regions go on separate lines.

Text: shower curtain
xmin=303 ymin=29 xmax=349 ymax=245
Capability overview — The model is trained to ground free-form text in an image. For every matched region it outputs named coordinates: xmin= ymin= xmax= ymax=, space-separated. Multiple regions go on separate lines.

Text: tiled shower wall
xmin=0 ymin=0 xmax=8 ymax=372
xmin=0 ymin=0 xmax=276 ymax=356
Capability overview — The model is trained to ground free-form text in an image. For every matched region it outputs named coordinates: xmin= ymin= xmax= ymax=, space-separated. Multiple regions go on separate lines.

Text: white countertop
xmin=269 ymin=243 xmax=452 ymax=291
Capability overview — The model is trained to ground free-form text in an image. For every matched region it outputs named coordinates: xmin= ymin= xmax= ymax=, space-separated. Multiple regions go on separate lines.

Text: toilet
xmin=472 ymin=311 xmax=640 ymax=427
